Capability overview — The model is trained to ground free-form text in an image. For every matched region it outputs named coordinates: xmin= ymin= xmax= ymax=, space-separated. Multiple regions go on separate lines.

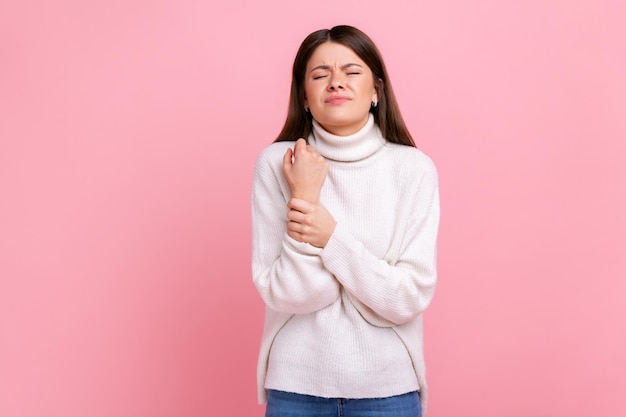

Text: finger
xmin=294 ymin=138 xmax=307 ymax=155
xmin=286 ymin=229 xmax=305 ymax=243
xmin=283 ymin=147 xmax=293 ymax=164
xmin=287 ymin=221 xmax=310 ymax=240
xmin=287 ymin=208 xmax=307 ymax=224
xmin=287 ymin=197 xmax=311 ymax=213
xmin=282 ymin=148 xmax=293 ymax=172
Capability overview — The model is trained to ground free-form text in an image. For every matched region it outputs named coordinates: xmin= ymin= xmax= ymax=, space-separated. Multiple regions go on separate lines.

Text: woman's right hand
xmin=282 ymin=138 xmax=329 ymax=204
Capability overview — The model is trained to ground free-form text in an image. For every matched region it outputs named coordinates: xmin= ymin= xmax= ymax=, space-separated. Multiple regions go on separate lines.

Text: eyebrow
xmin=309 ymin=63 xmax=363 ymax=73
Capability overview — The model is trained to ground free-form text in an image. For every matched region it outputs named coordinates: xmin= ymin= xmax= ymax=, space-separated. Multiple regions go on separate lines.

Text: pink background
xmin=1 ymin=1 xmax=625 ymax=416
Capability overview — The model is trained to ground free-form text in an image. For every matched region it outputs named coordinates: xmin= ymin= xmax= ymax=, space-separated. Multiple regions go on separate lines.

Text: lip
xmin=325 ymin=96 xmax=351 ymax=105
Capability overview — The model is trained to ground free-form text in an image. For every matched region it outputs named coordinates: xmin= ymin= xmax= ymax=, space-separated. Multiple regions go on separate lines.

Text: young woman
xmin=251 ymin=25 xmax=440 ymax=417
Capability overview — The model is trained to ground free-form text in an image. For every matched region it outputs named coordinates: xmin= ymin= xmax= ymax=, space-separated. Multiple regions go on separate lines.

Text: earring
xmin=372 ymin=100 xmax=378 ymax=108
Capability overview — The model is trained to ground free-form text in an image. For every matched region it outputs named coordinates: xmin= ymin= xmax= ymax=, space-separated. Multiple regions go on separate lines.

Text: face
xmin=304 ymin=42 xmax=378 ymax=136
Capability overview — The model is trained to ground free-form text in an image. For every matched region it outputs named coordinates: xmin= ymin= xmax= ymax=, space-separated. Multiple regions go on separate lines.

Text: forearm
xmin=252 ymin=181 xmax=340 ymax=314
xmin=253 ymin=233 xmax=341 ymax=314
xmin=320 ymin=221 xmax=438 ymax=326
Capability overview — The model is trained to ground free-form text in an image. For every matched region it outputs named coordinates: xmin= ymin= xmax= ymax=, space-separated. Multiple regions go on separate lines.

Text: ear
xmin=373 ymin=78 xmax=383 ymax=102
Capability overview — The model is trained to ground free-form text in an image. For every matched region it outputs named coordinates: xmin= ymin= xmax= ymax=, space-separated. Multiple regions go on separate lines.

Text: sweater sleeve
xmin=319 ymin=164 xmax=440 ymax=326
xmin=251 ymin=148 xmax=341 ymax=315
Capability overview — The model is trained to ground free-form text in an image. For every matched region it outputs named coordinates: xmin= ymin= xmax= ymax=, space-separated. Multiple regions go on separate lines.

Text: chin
xmin=317 ymin=114 xmax=360 ymax=126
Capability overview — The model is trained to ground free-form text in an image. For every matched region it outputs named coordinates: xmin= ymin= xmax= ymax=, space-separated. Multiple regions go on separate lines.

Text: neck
xmin=317 ymin=117 xmax=370 ymax=136
xmin=309 ymin=114 xmax=385 ymax=162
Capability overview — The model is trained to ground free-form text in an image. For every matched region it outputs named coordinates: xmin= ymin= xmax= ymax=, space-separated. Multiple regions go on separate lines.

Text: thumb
xmin=282 ymin=147 xmax=293 ymax=175
xmin=294 ymin=138 xmax=307 ymax=155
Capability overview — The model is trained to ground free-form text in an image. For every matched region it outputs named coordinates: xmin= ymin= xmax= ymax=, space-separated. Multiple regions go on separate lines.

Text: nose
xmin=328 ymin=72 xmax=345 ymax=90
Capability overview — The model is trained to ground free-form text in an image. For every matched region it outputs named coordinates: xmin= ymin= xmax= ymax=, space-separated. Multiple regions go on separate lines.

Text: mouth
xmin=325 ymin=96 xmax=351 ymax=105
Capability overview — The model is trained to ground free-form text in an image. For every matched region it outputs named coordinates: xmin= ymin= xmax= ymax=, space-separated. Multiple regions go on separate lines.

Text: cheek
xmin=304 ymin=85 xmax=319 ymax=103
xmin=354 ymin=79 xmax=375 ymax=97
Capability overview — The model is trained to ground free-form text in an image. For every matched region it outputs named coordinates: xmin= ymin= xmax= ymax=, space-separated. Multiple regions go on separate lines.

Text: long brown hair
xmin=275 ymin=25 xmax=415 ymax=147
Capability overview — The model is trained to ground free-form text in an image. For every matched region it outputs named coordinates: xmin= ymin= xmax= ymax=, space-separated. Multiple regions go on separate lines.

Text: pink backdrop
xmin=1 ymin=1 xmax=625 ymax=416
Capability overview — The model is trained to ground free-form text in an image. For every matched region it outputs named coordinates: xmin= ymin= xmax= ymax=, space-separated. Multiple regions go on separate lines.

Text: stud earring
xmin=372 ymin=101 xmax=378 ymax=108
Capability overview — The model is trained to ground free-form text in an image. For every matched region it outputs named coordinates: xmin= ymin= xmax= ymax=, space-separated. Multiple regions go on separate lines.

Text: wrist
xmin=291 ymin=191 xmax=320 ymax=204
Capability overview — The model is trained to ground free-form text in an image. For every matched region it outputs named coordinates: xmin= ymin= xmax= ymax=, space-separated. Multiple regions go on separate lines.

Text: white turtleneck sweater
xmin=251 ymin=115 xmax=439 ymax=412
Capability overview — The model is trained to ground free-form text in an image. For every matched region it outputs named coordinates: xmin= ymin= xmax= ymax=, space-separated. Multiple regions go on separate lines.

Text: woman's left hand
xmin=286 ymin=198 xmax=337 ymax=248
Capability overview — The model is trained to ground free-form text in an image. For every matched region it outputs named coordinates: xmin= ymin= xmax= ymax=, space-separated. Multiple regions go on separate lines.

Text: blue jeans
xmin=265 ymin=390 xmax=421 ymax=417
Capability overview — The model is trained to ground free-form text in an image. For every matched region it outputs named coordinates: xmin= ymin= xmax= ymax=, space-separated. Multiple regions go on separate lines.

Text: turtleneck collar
xmin=308 ymin=114 xmax=386 ymax=162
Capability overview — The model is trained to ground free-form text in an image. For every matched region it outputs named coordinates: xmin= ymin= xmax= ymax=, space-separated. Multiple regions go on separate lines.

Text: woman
xmin=251 ymin=25 xmax=440 ymax=417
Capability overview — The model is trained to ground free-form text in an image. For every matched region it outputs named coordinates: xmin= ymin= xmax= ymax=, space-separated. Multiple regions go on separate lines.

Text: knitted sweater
xmin=251 ymin=115 xmax=440 ymax=412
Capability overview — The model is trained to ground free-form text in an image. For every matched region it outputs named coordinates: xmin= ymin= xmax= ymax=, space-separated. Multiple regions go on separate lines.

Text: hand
xmin=282 ymin=138 xmax=329 ymax=204
xmin=286 ymin=198 xmax=337 ymax=248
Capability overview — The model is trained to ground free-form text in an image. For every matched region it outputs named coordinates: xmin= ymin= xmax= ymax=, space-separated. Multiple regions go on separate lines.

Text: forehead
xmin=306 ymin=41 xmax=367 ymax=69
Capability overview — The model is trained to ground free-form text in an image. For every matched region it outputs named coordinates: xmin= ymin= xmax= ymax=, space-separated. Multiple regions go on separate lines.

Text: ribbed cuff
xmin=285 ymin=233 xmax=324 ymax=256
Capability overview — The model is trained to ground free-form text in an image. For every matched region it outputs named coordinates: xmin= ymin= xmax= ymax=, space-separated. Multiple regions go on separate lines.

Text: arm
xmin=251 ymin=147 xmax=341 ymax=315
xmin=320 ymin=166 xmax=440 ymax=326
